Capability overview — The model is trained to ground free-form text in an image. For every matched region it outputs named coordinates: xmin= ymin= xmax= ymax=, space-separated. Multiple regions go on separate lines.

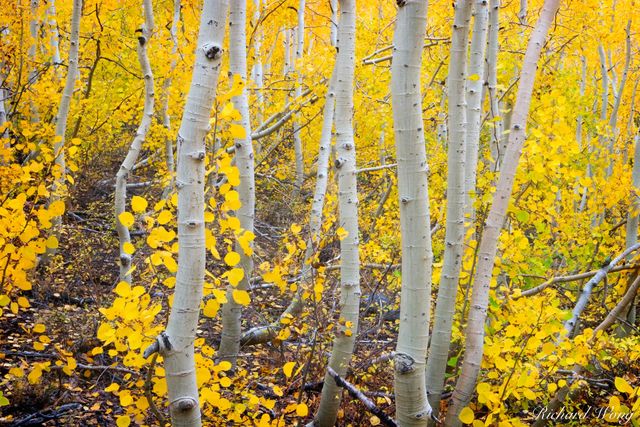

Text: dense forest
xmin=0 ymin=0 xmax=639 ymax=425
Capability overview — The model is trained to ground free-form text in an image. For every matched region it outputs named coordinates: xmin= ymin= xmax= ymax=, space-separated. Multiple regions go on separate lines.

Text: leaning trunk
xmin=142 ymin=1 xmax=228 ymax=426
xmin=444 ymin=0 xmax=560 ymax=424
xmin=425 ymin=0 xmax=472 ymax=418
xmin=47 ymin=0 xmax=82 ymax=251
xmin=114 ymin=0 xmax=155 ymax=283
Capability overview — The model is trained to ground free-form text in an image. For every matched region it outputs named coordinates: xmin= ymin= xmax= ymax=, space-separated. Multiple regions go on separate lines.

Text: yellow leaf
xmin=49 ymin=200 xmax=65 ymax=216
xmin=114 ymin=281 xmax=131 ymax=297
xmin=370 ymin=415 xmax=381 ymax=425
xmin=116 ymin=415 xmax=131 ymax=427
xmin=226 ymin=268 xmax=245 ymax=287
xmin=336 ymin=227 xmax=349 ymax=240
xmin=218 ymin=361 xmax=232 ymax=371
xmin=45 ymin=235 xmax=59 ymax=249
xmin=229 ymin=124 xmax=247 ymax=139
xmin=118 ymin=211 xmax=135 ymax=228
xmin=157 ymin=210 xmax=173 ymax=225
xmin=33 ymin=324 xmax=46 ymax=333
xmin=123 ymin=242 xmax=135 ymax=255
xmin=224 ymin=251 xmax=241 ymax=267
xmin=232 ymin=290 xmax=250 ymax=306
xmin=283 ymin=361 xmax=295 ymax=378
xmin=468 ymin=74 xmax=480 ymax=81
xmin=615 ymin=377 xmax=634 ymax=395
xmin=296 ymin=403 xmax=308 ymax=417
xmin=459 ymin=407 xmax=475 ymax=424
xmin=290 ymin=223 xmax=302 ymax=234
xmin=131 ymin=196 xmax=148 ymax=213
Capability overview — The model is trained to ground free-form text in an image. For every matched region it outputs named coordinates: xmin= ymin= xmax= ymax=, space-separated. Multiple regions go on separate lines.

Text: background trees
xmin=1 ymin=0 xmax=640 ymax=426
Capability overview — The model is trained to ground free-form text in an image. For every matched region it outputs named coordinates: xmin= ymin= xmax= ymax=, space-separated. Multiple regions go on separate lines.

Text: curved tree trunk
xmin=240 ymin=68 xmax=337 ymax=346
xmin=114 ymin=0 xmax=155 ymax=283
xmin=425 ymin=0 xmax=472 ymax=418
xmin=444 ymin=0 xmax=560 ymax=424
xmin=46 ymin=0 xmax=82 ymax=254
xmin=142 ymin=1 xmax=229 ymax=425
xmin=219 ymin=0 xmax=255 ymax=369
xmin=391 ymin=1 xmax=434 ymax=426
xmin=311 ymin=1 xmax=359 ymax=425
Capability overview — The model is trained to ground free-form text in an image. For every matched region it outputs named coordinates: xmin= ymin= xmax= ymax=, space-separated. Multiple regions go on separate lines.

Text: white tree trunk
xmin=251 ymin=0 xmax=264 ymax=127
xmin=241 ymin=69 xmax=337 ymax=346
xmin=463 ymin=0 xmax=489 ymax=230
xmin=292 ymin=0 xmax=305 ymax=195
xmin=330 ymin=0 xmax=338 ymax=48
xmin=115 ymin=0 xmax=155 ymax=283
xmin=605 ymin=20 xmax=631 ymax=178
xmin=444 ymin=1 xmax=560 ymax=424
xmin=142 ymin=1 xmax=228 ymax=425
xmin=160 ymin=0 xmax=180 ymax=198
xmin=486 ymin=0 xmax=503 ymax=172
xmin=47 ymin=0 xmax=82 ymax=245
xmin=47 ymin=0 xmax=61 ymax=69
xmin=219 ymin=0 xmax=256 ymax=369
xmin=312 ymin=1 xmax=359 ymax=425
xmin=425 ymin=0 xmax=472 ymax=418
xmin=391 ymin=1 xmax=434 ymax=426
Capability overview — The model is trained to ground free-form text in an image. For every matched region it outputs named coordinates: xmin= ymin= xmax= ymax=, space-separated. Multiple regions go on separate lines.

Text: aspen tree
xmin=463 ymin=0 xmax=489 ymax=230
xmin=47 ymin=0 xmax=61 ymax=69
xmin=142 ymin=1 xmax=229 ymax=425
xmin=252 ymin=0 xmax=264 ymax=127
xmin=160 ymin=0 xmax=180 ymax=198
xmin=292 ymin=0 xmax=305 ymax=195
xmin=311 ymin=1 xmax=360 ymax=425
xmin=47 ymin=0 xmax=82 ymax=246
xmin=425 ymin=0 xmax=472 ymax=417
xmin=445 ymin=1 xmax=561 ymax=424
xmin=486 ymin=0 xmax=503 ymax=172
xmin=115 ymin=0 xmax=155 ymax=283
xmin=619 ymin=126 xmax=640 ymax=337
xmin=241 ymin=69 xmax=337 ymax=346
xmin=605 ymin=20 xmax=631 ymax=178
xmin=391 ymin=1 xmax=435 ymax=425
xmin=219 ymin=0 xmax=256 ymax=368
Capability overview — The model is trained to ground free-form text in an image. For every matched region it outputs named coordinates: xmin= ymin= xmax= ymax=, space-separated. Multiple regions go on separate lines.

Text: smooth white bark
xmin=219 ymin=0 xmax=256 ymax=368
xmin=444 ymin=1 xmax=560 ymax=424
xmin=463 ymin=0 xmax=489 ymax=229
xmin=48 ymin=0 xmax=82 ymax=241
xmin=391 ymin=1 xmax=434 ymax=426
xmin=115 ymin=0 xmax=155 ymax=283
xmin=486 ymin=0 xmax=503 ymax=172
xmin=312 ymin=1 xmax=359 ymax=425
xmin=47 ymin=0 xmax=61 ymax=69
xmin=241 ymin=69 xmax=337 ymax=346
xmin=143 ymin=1 xmax=228 ymax=425
xmin=292 ymin=0 xmax=306 ymax=195
xmin=251 ymin=0 xmax=264 ymax=126
xmin=160 ymin=0 xmax=180 ymax=198
xmin=425 ymin=0 xmax=472 ymax=417
xmin=605 ymin=20 xmax=631 ymax=177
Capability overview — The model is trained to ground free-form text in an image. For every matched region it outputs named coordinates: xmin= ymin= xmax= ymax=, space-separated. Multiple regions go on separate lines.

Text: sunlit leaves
xmin=131 ymin=196 xmax=148 ymax=213
xmin=232 ymin=290 xmax=250 ymax=306
xmin=459 ymin=407 xmax=475 ymax=424
xmin=118 ymin=212 xmax=135 ymax=228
